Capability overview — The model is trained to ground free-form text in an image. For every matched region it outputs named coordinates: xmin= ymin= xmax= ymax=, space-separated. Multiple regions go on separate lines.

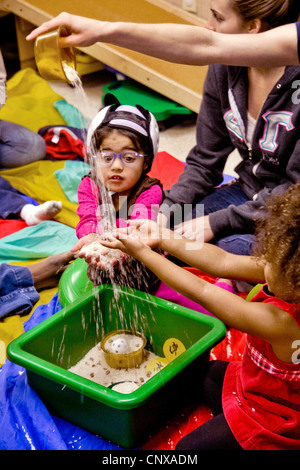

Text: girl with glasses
xmin=71 ymin=94 xmax=163 ymax=291
xmin=72 ymin=96 xmax=238 ymax=310
xmin=72 ymin=95 xmax=240 ymax=310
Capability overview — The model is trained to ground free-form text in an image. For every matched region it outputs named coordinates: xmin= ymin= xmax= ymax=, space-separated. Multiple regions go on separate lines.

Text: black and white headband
xmin=87 ymin=94 xmax=159 ymax=159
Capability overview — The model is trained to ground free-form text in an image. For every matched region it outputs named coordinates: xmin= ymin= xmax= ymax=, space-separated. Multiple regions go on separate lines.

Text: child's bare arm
xmin=123 ymin=245 xmax=298 ymax=361
xmin=102 ymin=222 xmax=266 ymax=283
xmin=159 ymin=229 xmax=265 ymax=283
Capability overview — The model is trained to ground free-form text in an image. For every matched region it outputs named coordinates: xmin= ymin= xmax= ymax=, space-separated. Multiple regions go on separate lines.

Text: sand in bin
xmin=69 ymin=335 xmax=161 ymax=394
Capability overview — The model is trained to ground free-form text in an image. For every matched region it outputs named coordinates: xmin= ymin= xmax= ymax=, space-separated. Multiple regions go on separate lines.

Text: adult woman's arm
xmin=27 ymin=12 xmax=300 ymax=67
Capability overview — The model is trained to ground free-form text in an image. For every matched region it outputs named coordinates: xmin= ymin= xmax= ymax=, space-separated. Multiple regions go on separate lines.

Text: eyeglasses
xmin=95 ymin=150 xmax=146 ymax=166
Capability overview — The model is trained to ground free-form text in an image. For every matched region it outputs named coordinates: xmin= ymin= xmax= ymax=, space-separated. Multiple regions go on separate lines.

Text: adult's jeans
xmin=192 ymin=181 xmax=255 ymax=256
xmin=0 ymin=263 xmax=39 ymax=318
xmin=0 ymin=120 xmax=46 ymax=169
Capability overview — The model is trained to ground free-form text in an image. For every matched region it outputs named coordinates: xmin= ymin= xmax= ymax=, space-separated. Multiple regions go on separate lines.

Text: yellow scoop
xmin=34 ymin=26 xmax=77 ymax=84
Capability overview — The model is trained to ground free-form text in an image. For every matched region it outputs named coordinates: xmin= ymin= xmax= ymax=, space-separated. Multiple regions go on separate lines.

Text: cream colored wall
xmin=164 ymin=0 xmax=210 ymax=21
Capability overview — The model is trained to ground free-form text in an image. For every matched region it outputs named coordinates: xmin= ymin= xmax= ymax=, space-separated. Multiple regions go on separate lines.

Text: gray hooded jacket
xmin=160 ymin=64 xmax=300 ymax=237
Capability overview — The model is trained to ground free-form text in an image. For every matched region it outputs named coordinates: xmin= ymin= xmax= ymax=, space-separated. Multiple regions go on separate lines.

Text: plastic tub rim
xmin=7 ymin=285 xmax=226 ymax=410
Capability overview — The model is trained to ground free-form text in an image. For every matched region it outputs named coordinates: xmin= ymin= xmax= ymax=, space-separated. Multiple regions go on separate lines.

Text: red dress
xmin=222 ymin=285 xmax=300 ymax=450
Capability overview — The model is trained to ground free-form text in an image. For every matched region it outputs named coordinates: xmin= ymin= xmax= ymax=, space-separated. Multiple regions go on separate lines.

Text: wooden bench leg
xmin=14 ymin=16 xmax=36 ymax=69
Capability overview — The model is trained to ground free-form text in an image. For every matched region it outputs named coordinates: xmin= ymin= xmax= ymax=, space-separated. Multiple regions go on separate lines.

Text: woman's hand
xmin=26 ymin=12 xmax=102 ymax=47
xmin=174 ymin=215 xmax=214 ymax=242
xmin=102 ymin=218 xmax=168 ymax=252
xmin=100 ymin=225 xmax=152 ymax=259
xmin=128 ymin=219 xmax=161 ymax=247
xmin=101 ymin=219 xmax=182 ymax=258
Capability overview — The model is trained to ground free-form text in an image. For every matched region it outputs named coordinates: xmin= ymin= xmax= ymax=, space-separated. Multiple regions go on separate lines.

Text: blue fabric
xmin=16 ymin=190 xmax=39 ymax=206
xmin=0 ymin=263 xmax=39 ymax=318
xmin=0 ymin=294 xmax=122 ymax=450
xmin=199 ymin=181 xmax=249 ymax=214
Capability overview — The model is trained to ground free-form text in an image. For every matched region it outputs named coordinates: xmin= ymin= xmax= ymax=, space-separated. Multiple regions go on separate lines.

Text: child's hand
xmin=99 ymin=218 xmax=161 ymax=256
xmin=101 ymin=226 xmax=151 ymax=259
xmin=96 ymin=246 xmax=129 ymax=271
xmin=81 ymin=240 xmax=128 ymax=270
xmin=71 ymin=233 xmax=101 ymax=255
xmin=72 ymin=234 xmax=112 ymax=265
xmin=71 ymin=233 xmax=128 ymax=269
xmin=127 ymin=219 xmax=161 ymax=248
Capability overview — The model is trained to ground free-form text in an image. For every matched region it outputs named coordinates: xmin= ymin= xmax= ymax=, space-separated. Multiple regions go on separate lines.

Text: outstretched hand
xmin=100 ymin=227 xmax=151 ymax=259
xmin=29 ymin=251 xmax=75 ymax=290
xmin=71 ymin=233 xmax=127 ymax=269
xmin=100 ymin=218 xmax=162 ymax=257
xmin=174 ymin=215 xmax=214 ymax=242
xmin=127 ymin=219 xmax=161 ymax=247
xmin=71 ymin=233 xmax=103 ymax=261
xmin=100 ymin=219 xmax=180 ymax=258
xmin=70 ymin=220 xmax=164 ymax=267
xmin=26 ymin=12 xmax=101 ymax=47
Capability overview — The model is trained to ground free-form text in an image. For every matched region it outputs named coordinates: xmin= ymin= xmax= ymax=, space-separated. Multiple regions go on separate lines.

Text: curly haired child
xmin=101 ymin=182 xmax=300 ymax=450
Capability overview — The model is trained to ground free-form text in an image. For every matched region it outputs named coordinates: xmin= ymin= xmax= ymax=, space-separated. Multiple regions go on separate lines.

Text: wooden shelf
xmin=0 ymin=0 xmax=208 ymax=112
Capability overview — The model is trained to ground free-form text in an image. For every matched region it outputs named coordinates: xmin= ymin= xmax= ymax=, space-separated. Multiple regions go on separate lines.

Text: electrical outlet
xmin=182 ymin=0 xmax=197 ymax=13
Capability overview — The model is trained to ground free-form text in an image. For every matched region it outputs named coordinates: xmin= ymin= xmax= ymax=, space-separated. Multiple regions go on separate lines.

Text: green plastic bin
xmin=58 ymin=257 xmax=94 ymax=307
xmin=7 ymin=284 xmax=225 ymax=448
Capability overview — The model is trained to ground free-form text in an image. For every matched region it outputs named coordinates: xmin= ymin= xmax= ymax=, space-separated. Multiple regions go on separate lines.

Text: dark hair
xmin=253 ymin=183 xmax=300 ymax=294
xmin=93 ymin=126 xmax=153 ymax=173
xmin=232 ymin=0 xmax=300 ymax=29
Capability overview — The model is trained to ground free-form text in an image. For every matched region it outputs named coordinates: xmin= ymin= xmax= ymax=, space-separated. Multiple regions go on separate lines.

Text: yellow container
xmin=34 ymin=26 xmax=77 ymax=84
xmin=101 ymin=329 xmax=147 ymax=369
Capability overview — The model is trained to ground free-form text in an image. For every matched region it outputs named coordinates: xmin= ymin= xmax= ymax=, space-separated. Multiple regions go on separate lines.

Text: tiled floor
xmin=48 ymin=70 xmax=241 ymax=178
